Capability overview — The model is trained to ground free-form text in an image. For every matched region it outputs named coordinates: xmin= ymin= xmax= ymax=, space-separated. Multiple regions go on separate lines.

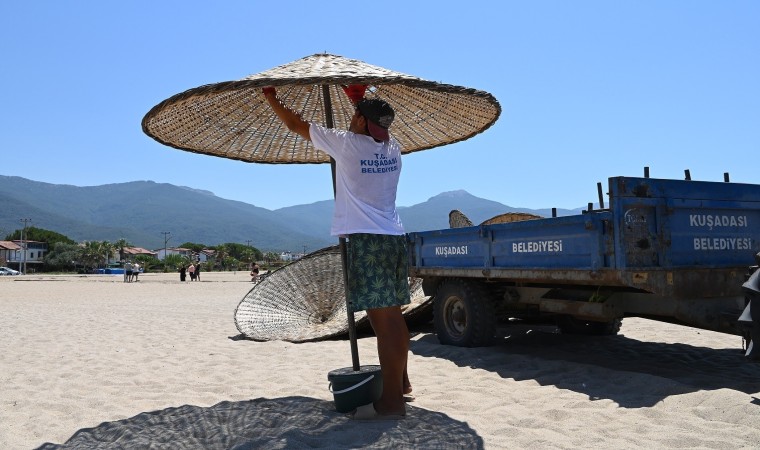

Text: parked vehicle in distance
xmin=0 ymin=266 xmax=21 ymax=275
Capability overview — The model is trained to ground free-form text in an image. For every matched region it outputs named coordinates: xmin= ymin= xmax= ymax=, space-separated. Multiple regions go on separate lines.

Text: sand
xmin=1 ymin=272 xmax=758 ymax=449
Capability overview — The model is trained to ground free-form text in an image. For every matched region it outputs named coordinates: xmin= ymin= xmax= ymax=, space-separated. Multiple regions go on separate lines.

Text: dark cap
xmin=356 ymin=98 xmax=394 ymax=141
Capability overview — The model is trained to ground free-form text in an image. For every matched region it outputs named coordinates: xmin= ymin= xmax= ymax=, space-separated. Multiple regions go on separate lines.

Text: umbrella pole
xmin=323 ymin=85 xmax=361 ymax=371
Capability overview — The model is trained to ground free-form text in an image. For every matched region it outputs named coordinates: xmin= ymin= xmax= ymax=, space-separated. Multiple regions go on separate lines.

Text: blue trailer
xmin=406 ymin=176 xmax=760 ymax=357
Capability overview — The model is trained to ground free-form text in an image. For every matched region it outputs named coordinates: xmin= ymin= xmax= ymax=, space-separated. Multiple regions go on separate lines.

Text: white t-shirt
xmin=310 ymin=123 xmax=404 ymax=236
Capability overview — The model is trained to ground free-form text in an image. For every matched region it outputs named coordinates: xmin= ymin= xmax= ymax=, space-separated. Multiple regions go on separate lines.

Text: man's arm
xmin=262 ymin=87 xmax=311 ymax=141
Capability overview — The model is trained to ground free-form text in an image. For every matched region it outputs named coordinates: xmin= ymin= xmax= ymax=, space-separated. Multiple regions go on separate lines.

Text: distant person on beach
xmin=264 ymin=86 xmax=411 ymax=420
xmin=195 ymin=263 xmax=201 ymax=281
xmin=179 ymin=265 xmax=186 ymax=282
xmin=188 ymin=263 xmax=196 ymax=281
xmin=132 ymin=262 xmax=140 ymax=282
xmin=250 ymin=262 xmax=260 ymax=283
xmin=124 ymin=261 xmax=133 ymax=283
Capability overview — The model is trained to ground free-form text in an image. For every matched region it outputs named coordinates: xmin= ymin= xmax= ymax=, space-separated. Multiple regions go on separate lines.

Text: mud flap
xmin=740 ymin=267 xmax=760 ymax=361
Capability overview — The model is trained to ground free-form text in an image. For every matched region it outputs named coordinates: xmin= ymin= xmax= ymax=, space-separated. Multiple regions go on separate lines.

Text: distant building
xmin=0 ymin=240 xmax=22 ymax=267
xmin=198 ymin=249 xmax=215 ymax=263
xmin=121 ymin=247 xmax=158 ymax=260
xmin=1 ymin=240 xmax=47 ymax=272
xmin=155 ymin=247 xmax=193 ymax=260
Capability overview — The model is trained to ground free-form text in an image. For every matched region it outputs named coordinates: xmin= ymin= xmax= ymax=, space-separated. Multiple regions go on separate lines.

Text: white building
xmin=0 ymin=240 xmax=47 ymax=272
xmin=198 ymin=249 xmax=215 ymax=263
xmin=154 ymin=247 xmax=215 ymax=263
xmin=155 ymin=247 xmax=194 ymax=261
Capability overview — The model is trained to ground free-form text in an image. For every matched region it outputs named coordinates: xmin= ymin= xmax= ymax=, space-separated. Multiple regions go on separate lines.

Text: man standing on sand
xmin=132 ymin=262 xmax=140 ymax=282
xmin=124 ymin=260 xmax=132 ymax=283
xmin=263 ymin=86 xmax=411 ymax=420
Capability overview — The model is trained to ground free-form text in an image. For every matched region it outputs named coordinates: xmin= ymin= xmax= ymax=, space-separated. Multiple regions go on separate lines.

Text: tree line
xmin=4 ymin=226 xmax=278 ymax=273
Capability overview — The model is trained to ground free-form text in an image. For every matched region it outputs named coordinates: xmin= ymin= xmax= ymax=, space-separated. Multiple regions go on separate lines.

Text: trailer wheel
xmin=434 ymin=279 xmax=496 ymax=347
xmin=557 ymin=315 xmax=622 ymax=336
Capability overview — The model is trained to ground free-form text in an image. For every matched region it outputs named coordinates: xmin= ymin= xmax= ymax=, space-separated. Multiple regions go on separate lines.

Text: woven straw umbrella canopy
xmin=480 ymin=212 xmax=543 ymax=225
xmin=449 ymin=210 xmax=475 ymax=228
xmin=449 ymin=210 xmax=543 ymax=228
xmin=234 ymin=246 xmax=361 ymax=342
xmin=142 ymin=53 xmax=501 ymax=163
xmin=234 ymin=245 xmax=433 ymax=343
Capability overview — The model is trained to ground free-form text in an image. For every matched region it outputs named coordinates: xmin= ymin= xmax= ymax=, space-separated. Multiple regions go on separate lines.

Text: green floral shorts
xmin=346 ymin=233 xmax=410 ymax=312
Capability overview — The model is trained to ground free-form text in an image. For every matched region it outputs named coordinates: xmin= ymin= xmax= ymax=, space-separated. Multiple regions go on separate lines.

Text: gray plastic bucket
xmin=327 ymin=365 xmax=382 ymax=413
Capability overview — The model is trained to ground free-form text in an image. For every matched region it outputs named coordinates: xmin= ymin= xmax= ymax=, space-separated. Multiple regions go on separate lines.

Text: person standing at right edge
xmin=263 ymin=85 xmax=411 ymax=420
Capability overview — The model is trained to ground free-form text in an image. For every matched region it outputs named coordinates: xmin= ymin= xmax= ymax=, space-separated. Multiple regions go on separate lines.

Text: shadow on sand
xmin=411 ymin=323 xmax=760 ymax=408
xmin=36 ymin=396 xmax=483 ymax=450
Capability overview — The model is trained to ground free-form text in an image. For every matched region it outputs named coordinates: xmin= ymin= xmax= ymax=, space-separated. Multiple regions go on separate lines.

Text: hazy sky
xmin=2 ymin=1 xmax=757 ymax=210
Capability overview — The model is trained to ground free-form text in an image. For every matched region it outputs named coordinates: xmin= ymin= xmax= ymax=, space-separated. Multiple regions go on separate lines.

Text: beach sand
xmin=1 ymin=272 xmax=758 ymax=449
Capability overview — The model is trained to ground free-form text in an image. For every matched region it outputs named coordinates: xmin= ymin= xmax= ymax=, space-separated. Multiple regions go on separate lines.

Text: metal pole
xmin=161 ymin=231 xmax=171 ymax=268
xmin=19 ymin=218 xmax=31 ymax=274
xmin=246 ymin=240 xmax=253 ymax=267
xmin=597 ymin=182 xmax=605 ymax=209
xmin=323 ymin=84 xmax=361 ymax=371
xmin=19 ymin=222 xmax=23 ymax=272
xmin=20 ymin=222 xmax=24 ymax=273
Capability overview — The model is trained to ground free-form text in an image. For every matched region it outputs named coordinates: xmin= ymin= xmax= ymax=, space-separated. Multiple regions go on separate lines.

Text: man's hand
xmin=341 ymin=84 xmax=368 ymax=104
xmin=261 ymin=85 xmax=310 ymax=141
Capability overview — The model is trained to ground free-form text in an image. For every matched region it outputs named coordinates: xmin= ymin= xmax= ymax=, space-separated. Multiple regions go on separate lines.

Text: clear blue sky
xmin=2 ymin=1 xmax=757 ymax=211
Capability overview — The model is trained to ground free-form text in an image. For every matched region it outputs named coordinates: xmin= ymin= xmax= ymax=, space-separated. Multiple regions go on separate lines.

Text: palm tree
xmin=100 ymin=241 xmax=116 ymax=267
xmin=163 ymin=254 xmax=190 ymax=273
xmin=81 ymin=241 xmax=102 ymax=271
xmin=114 ymin=238 xmax=131 ymax=263
xmin=134 ymin=254 xmax=157 ymax=273
xmin=241 ymin=248 xmax=254 ymax=267
xmin=264 ymin=251 xmax=279 ymax=265
xmin=214 ymin=244 xmax=229 ymax=271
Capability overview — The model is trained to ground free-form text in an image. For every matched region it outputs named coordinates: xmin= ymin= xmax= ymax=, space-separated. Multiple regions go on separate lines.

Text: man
xmin=132 ymin=261 xmax=140 ymax=282
xmin=251 ymin=262 xmax=260 ymax=283
xmin=263 ymin=86 xmax=411 ymax=420
xmin=124 ymin=260 xmax=132 ymax=283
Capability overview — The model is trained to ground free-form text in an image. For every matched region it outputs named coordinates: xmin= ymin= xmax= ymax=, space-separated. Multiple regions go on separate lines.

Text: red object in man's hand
xmin=262 ymin=86 xmax=276 ymax=97
xmin=341 ymin=84 xmax=368 ymax=104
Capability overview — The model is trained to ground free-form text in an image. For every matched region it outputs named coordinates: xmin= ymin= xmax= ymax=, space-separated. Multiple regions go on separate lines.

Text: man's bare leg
xmin=366 ymin=305 xmax=409 ymax=416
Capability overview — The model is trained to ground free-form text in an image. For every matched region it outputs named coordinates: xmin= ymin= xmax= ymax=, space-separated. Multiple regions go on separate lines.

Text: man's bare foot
xmin=403 ymin=377 xmax=415 ymax=402
xmin=373 ymin=400 xmax=406 ymax=417
xmin=351 ymin=402 xmax=405 ymax=420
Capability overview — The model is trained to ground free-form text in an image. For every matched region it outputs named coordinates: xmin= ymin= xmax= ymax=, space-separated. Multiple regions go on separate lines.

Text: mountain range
xmin=0 ymin=175 xmax=582 ymax=252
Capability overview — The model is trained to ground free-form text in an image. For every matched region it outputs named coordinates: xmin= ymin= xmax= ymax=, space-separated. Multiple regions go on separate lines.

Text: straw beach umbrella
xmin=142 ymin=53 xmax=500 ymax=163
xmin=480 ymin=212 xmax=542 ymax=225
xmin=234 ymin=245 xmax=433 ymax=343
xmin=143 ymin=53 xmax=501 ymax=370
xmin=449 ymin=209 xmax=475 ymax=228
xmin=234 ymin=245 xmax=364 ymax=343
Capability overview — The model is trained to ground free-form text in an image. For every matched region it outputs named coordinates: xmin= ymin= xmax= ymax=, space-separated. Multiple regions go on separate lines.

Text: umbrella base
xmin=327 ymin=365 xmax=382 ymax=413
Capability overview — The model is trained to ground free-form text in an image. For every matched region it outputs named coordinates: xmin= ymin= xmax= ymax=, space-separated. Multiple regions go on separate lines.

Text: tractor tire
xmin=433 ymin=279 xmax=497 ymax=347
